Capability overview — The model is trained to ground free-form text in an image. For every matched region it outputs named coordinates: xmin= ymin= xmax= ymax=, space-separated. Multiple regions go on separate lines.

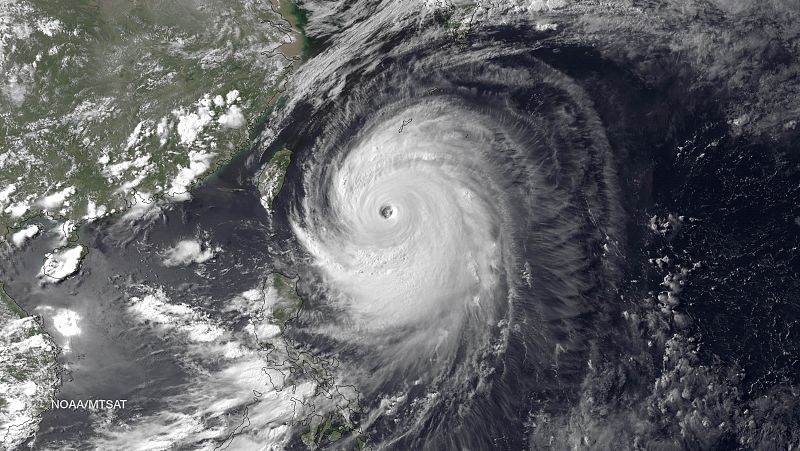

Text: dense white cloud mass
xmin=162 ymin=240 xmax=216 ymax=267
xmin=39 ymin=245 xmax=84 ymax=283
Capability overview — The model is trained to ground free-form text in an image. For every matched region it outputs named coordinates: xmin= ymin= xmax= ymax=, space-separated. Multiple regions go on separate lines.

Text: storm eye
xmin=379 ymin=205 xmax=394 ymax=219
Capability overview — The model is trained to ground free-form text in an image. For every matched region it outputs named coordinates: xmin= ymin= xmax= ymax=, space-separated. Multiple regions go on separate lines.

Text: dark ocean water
xmin=651 ymin=123 xmax=800 ymax=388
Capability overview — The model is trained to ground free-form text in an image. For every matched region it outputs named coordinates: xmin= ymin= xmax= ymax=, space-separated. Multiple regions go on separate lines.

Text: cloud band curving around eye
xmin=258 ymin=21 xmax=624 ymax=448
xmin=292 ymin=99 xmax=510 ymax=333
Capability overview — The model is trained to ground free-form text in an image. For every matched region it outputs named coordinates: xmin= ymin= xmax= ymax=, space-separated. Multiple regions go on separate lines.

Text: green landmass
xmin=0 ymin=0 xmax=303 ymax=236
xmin=270 ymin=272 xmax=302 ymax=330
xmin=0 ymin=283 xmax=27 ymax=318
xmin=302 ymin=412 xmax=355 ymax=449
xmin=273 ymin=0 xmax=326 ymax=59
xmin=249 ymin=273 xmax=365 ymax=449
xmin=432 ymin=2 xmax=477 ymax=41
xmin=256 ymin=148 xmax=293 ymax=210
xmin=0 ymin=283 xmax=60 ymax=448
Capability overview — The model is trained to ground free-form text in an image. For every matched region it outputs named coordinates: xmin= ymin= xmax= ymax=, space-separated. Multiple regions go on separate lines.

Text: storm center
xmin=379 ymin=204 xmax=394 ymax=219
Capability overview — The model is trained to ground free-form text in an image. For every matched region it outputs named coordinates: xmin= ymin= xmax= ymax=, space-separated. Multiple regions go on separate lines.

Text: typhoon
xmin=281 ymin=54 xmax=623 ymax=446
xmin=254 ymin=0 xmax=800 ymax=448
xmin=262 ymin=10 xmax=625 ymax=449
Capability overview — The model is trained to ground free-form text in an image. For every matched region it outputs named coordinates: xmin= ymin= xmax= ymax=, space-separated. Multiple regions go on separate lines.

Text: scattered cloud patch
xmin=5 ymin=201 xmax=30 ymax=218
xmin=225 ymin=90 xmax=240 ymax=105
xmin=162 ymin=239 xmax=217 ymax=267
xmin=128 ymin=288 xmax=225 ymax=343
xmin=82 ymin=199 xmax=109 ymax=221
xmin=156 ymin=116 xmax=170 ymax=146
xmin=217 ymin=105 xmax=245 ymax=129
xmin=0 ymin=183 xmax=16 ymax=206
xmin=37 ymin=186 xmax=75 ymax=210
xmin=176 ymin=103 xmax=214 ymax=145
xmin=51 ymin=309 xmax=82 ymax=338
xmin=10 ymin=224 xmax=40 ymax=247
xmin=165 ymin=150 xmax=215 ymax=201
xmin=35 ymin=18 xmax=62 ymax=37
xmin=91 ymin=282 xmax=326 ymax=450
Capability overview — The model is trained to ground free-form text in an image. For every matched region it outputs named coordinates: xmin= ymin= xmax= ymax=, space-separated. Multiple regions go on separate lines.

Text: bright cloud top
xmin=162 ymin=239 xmax=217 ymax=267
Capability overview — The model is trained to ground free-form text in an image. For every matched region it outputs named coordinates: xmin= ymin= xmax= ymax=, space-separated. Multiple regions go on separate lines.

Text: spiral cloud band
xmin=259 ymin=20 xmax=624 ymax=448
xmin=293 ymin=100 xmax=508 ymax=331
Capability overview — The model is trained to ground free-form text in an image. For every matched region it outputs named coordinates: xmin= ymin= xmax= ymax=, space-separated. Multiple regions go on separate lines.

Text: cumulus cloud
xmin=165 ymin=150 xmax=215 ymax=201
xmin=10 ymin=224 xmax=40 ymax=247
xmin=37 ymin=186 xmax=75 ymax=210
xmin=162 ymin=239 xmax=217 ymax=267
xmin=217 ymin=105 xmax=245 ymax=129
xmin=88 ymin=283 xmax=334 ymax=450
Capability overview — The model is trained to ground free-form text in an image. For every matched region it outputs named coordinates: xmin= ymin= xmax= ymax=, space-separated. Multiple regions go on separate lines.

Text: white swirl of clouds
xmin=292 ymin=100 xmax=509 ymax=333
xmin=259 ymin=10 xmax=626 ymax=446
